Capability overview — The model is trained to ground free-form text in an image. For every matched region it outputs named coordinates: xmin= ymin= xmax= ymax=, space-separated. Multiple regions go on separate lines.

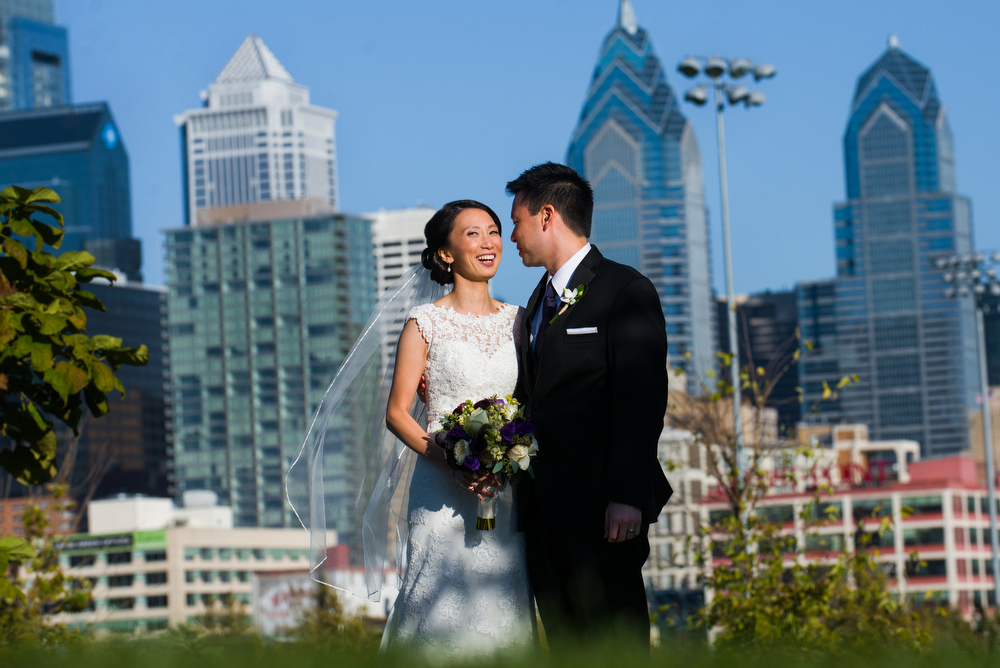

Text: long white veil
xmin=286 ymin=265 xmax=447 ymax=601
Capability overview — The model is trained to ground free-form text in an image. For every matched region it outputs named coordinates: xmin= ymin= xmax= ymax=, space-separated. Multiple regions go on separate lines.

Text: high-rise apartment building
xmin=566 ymin=0 xmax=713 ymax=381
xmin=174 ymin=34 xmax=339 ymax=228
xmin=367 ymin=206 xmax=433 ymax=296
xmin=800 ymin=38 xmax=978 ymax=456
xmin=164 ymin=201 xmax=375 ymax=537
xmin=0 ymin=103 xmax=142 ymax=279
xmin=0 ymin=0 xmax=70 ymax=111
xmin=716 ymin=291 xmax=800 ymax=433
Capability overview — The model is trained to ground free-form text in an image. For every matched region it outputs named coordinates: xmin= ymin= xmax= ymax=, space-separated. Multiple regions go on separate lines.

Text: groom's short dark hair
xmin=505 ymin=162 xmax=593 ymax=238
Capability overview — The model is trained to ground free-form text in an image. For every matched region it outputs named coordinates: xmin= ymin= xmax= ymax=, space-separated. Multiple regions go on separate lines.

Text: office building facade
xmin=566 ymin=0 xmax=714 ymax=382
xmin=0 ymin=0 xmax=70 ymax=111
xmin=164 ymin=201 xmax=375 ymax=534
xmin=801 ymin=38 xmax=978 ymax=456
xmin=716 ymin=291 xmax=801 ymax=432
xmin=0 ymin=103 xmax=142 ymax=280
xmin=174 ymin=34 xmax=339 ymax=228
xmin=368 ymin=206 xmax=433 ymax=296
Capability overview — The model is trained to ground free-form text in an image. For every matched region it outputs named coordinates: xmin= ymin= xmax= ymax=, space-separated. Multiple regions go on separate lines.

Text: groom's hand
xmin=605 ymin=502 xmax=642 ymax=543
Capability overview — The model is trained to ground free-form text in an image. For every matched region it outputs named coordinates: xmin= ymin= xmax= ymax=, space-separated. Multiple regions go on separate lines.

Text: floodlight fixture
xmin=704 ymin=56 xmax=726 ymax=78
xmin=726 ymin=85 xmax=750 ymax=105
xmin=684 ymin=85 xmax=708 ymax=106
xmin=729 ymin=58 xmax=752 ymax=79
xmin=678 ymin=56 xmax=701 ymax=78
xmin=753 ymin=63 xmax=776 ymax=80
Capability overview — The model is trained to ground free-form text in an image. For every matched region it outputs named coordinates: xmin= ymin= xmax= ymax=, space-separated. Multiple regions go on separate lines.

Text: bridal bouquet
xmin=434 ymin=395 xmax=538 ymax=530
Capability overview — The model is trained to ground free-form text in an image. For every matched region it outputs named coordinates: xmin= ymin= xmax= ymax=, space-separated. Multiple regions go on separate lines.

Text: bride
xmin=380 ymin=200 xmax=533 ymax=653
xmin=287 ymin=199 xmax=533 ymax=654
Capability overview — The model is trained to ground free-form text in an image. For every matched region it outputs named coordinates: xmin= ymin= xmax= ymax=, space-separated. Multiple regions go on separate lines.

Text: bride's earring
xmin=448 ymin=264 xmax=452 ymax=273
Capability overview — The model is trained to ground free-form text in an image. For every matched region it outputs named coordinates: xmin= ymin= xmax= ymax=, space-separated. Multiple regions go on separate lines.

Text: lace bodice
xmin=406 ymin=303 xmax=523 ymax=429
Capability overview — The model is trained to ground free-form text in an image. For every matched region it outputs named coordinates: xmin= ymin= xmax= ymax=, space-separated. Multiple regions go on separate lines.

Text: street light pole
xmin=678 ymin=55 xmax=775 ymax=480
xmin=712 ymin=78 xmax=743 ymax=470
xmin=976 ymin=308 xmax=1000 ymax=606
xmin=939 ymin=252 xmax=1000 ymax=606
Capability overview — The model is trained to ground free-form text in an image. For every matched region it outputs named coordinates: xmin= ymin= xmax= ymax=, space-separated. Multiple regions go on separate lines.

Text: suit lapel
xmin=534 ymin=247 xmax=602 ymax=379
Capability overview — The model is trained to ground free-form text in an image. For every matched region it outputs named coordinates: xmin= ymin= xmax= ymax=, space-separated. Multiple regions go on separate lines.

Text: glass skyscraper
xmin=800 ymin=37 xmax=978 ymax=457
xmin=164 ymin=203 xmax=375 ymax=534
xmin=566 ymin=0 xmax=713 ymax=380
xmin=174 ymin=34 xmax=339 ymax=227
xmin=0 ymin=0 xmax=70 ymax=110
xmin=0 ymin=103 xmax=142 ymax=280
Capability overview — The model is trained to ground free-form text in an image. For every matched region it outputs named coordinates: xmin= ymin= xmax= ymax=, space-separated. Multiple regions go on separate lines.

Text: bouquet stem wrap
xmin=477 ymin=489 xmax=497 ymax=531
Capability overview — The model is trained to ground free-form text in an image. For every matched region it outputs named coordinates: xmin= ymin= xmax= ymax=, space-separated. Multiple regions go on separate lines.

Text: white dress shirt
xmin=530 ymin=243 xmax=592 ymax=350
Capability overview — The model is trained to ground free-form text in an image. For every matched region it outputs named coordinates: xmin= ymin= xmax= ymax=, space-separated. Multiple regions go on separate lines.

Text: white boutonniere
xmin=549 ymin=284 xmax=588 ymax=325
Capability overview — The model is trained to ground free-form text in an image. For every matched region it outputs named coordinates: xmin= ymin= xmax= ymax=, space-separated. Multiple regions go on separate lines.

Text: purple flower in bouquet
xmin=469 ymin=432 xmax=487 ymax=455
xmin=515 ymin=420 xmax=536 ymax=436
xmin=453 ymin=403 xmax=466 ymax=415
xmin=463 ymin=456 xmax=481 ymax=471
xmin=500 ymin=420 xmax=516 ymax=442
xmin=448 ymin=425 xmax=469 ymax=441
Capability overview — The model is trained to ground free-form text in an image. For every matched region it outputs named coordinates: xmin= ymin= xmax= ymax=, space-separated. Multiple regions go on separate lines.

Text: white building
xmin=174 ymin=34 xmax=338 ymax=227
xmin=367 ymin=206 xmax=435 ymax=295
xmin=51 ymin=493 xmax=337 ymax=634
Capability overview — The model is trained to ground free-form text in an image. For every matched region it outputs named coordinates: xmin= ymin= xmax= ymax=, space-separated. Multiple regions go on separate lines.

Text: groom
xmin=508 ymin=163 xmax=672 ymax=646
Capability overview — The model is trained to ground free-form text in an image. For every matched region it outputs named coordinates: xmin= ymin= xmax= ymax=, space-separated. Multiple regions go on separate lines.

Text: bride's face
xmin=439 ymin=208 xmax=502 ymax=283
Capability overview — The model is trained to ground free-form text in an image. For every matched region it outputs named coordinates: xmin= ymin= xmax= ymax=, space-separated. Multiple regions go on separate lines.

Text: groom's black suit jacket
xmin=515 ymin=246 xmax=672 ymax=533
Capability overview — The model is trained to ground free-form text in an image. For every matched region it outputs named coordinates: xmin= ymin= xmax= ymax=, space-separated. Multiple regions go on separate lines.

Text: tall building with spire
xmin=566 ymin=0 xmax=714 ymax=380
xmin=174 ymin=34 xmax=339 ymax=227
xmin=799 ymin=37 xmax=978 ymax=457
xmin=0 ymin=0 xmax=71 ymax=111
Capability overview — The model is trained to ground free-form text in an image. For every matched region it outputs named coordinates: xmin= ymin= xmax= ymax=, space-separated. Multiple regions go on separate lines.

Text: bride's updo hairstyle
xmin=421 ymin=200 xmax=503 ymax=286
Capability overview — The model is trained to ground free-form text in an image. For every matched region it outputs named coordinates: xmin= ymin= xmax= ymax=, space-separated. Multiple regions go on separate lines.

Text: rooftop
xmin=215 ymin=33 xmax=294 ymax=84
xmin=0 ymin=103 xmax=107 ymax=153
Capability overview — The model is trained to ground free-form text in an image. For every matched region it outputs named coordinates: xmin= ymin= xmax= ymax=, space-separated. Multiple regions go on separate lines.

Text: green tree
xmin=293 ymin=583 xmax=380 ymax=652
xmin=0 ymin=185 xmax=148 ymax=484
xmin=0 ymin=486 xmax=93 ymax=645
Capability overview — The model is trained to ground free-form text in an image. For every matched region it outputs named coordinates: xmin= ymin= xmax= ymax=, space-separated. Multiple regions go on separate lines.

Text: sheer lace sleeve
xmin=405 ymin=304 xmax=435 ymax=345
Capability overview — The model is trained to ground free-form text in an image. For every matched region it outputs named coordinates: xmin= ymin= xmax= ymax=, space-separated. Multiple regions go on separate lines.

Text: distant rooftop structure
xmin=214 ymin=33 xmax=294 ymax=84
xmin=0 ymin=103 xmax=105 ymax=156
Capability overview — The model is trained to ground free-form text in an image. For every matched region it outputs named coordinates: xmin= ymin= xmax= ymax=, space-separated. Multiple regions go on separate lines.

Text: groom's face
xmin=509 ymin=194 xmax=546 ymax=268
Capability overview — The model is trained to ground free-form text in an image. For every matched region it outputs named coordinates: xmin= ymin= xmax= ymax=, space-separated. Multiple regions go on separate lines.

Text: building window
xmin=69 ymin=554 xmax=96 ymax=567
xmin=869 ymin=240 xmax=914 ymax=274
xmin=147 ymin=595 xmax=168 ymax=609
xmin=146 ymin=572 xmax=168 ymax=585
xmin=107 ymin=597 xmax=136 ymax=611
xmin=876 ymin=354 xmax=921 ymax=388
xmin=144 ymin=551 xmax=167 ymax=562
xmin=186 ymin=593 xmax=196 ymax=607
xmin=107 ymin=552 xmax=132 ymax=565
xmin=185 ymin=571 xmax=195 ymax=584
xmin=873 ymin=316 xmax=919 ymax=350
xmin=902 ymin=527 xmax=945 ymax=547
xmin=879 ymin=393 xmax=923 ymax=427
xmin=901 ymin=495 xmax=942 ymax=516
xmin=108 ymin=574 xmax=134 ymax=588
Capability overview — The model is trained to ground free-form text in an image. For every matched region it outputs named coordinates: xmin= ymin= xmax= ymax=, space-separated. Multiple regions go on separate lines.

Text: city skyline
xmin=56 ymin=0 xmax=1000 ymax=305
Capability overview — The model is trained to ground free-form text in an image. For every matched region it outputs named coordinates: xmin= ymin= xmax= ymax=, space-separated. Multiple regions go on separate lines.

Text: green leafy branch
xmin=0 ymin=185 xmax=148 ymax=484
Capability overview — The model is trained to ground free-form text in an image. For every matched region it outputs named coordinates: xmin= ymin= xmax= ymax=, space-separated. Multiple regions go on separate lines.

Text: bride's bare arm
xmin=386 ymin=319 xmax=494 ymax=497
xmin=386 ymin=319 xmax=449 ymax=472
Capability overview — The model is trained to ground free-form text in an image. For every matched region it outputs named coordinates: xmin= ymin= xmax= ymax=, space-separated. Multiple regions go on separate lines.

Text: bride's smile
xmin=437 ymin=207 xmax=503 ymax=284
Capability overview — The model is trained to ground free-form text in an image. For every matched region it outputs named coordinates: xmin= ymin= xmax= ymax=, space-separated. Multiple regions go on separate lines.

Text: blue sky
xmin=59 ymin=0 xmax=1000 ymax=303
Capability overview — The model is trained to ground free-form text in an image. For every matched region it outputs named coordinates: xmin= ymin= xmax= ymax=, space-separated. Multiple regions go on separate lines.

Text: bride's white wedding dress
xmin=381 ymin=302 xmax=534 ymax=655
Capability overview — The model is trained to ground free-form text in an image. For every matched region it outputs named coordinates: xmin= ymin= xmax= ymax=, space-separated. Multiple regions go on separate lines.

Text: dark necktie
xmin=533 ymin=281 xmax=558 ymax=361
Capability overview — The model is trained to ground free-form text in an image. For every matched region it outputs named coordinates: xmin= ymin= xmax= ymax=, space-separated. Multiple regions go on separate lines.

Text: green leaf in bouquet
xmin=492 ymin=462 xmax=503 ymax=473
xmin=510 ymin=459 xmax=519 ymax=473
xmin=526 ymin=464 xmax=535 ymax=479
